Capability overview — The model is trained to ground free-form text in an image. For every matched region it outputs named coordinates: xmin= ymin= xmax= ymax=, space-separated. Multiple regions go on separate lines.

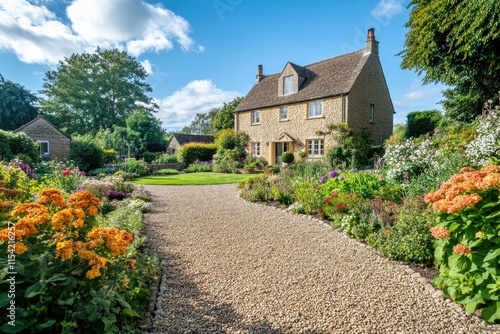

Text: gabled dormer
xmin=278 ymin=62 xmax=307 ymax=96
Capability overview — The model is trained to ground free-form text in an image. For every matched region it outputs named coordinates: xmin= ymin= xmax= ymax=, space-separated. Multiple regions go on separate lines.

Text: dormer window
xmin=283 ymin=75 xmax=294 ymax=95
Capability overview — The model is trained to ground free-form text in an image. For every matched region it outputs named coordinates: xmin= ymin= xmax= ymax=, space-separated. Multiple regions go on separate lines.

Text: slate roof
xmin=170 ymin=133 xmax=215 ymax=145
xmin=15 ymin=115 xmax=71 ymax=140
xmin=234 ymin=49 xmax=369 ymax=113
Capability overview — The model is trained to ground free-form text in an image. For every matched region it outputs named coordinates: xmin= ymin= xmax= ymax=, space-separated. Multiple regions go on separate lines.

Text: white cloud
xmin=371 ymin=0 xmax=404 ymax=21
xmin=140 ymin=59 xmax=153 ymax=75
xmin=156 ymin=80 xmax=240 ymax=131
xmin=0 ymin=0 xmax=202 ymax=65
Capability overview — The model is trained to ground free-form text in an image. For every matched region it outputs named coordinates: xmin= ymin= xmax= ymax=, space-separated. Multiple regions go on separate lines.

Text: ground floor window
xmin=307 ymin=139 xmax=324 ymax=157
xmin=252 ymin=142 xmax=261 ymax=156
xmin=37 ymin=140 xmax=49 ymax=156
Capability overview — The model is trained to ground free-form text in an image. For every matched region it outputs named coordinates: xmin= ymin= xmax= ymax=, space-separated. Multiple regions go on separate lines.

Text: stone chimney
xmin=366 ymin=28 xmax=379 ymax=54
xmin=256 ymin=64 xmax=264 ymax=83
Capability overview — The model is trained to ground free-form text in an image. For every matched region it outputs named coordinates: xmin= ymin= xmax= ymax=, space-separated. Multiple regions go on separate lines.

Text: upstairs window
xmin=369 ymin=104 xmax=375 ymax=123
xmin=251 ymin=110 xmax=260 ymax=124
xmin=280 ymin=106 xmax=288 ymax=121
xmin=283 ymin=75 xmax=294 ymax=95
xmin=308 ymin=100 xmax=323 ymax=118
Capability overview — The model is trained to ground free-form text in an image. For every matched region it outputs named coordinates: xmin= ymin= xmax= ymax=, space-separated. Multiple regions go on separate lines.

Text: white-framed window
xmin=37 ymin=140 xmax=49 ymax=156
xmin=283 ymin=75 xmax=294 ymax=95
xmin=308 ymin=100 xmax=323 ymax=118
xmin=369 ymin=104 xmax=375 ymax=123
xmin=280 ymin=106 xmax=288 ymax=121
xmin=252 ymin=142 xmax=261 ymax=157
xmin=307 ymin=139 xmax=324 ymax=157
xmin=251 ymin=110 xmax=260 ymax=124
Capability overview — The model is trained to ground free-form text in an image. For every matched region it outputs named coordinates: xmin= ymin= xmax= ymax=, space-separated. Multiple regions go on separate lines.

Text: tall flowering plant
xmin=425 ymin=165 xmax=500 ymax=322
xmin=0 ymin=188 xmax=136 ymax=333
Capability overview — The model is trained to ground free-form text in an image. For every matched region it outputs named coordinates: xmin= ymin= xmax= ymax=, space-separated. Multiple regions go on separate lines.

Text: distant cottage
xmin=166 ymin=133 xmax=215 ymax=154
xmin=15 ymin=115 xmax=71 ymax=160
xmin=234 ymin=28 xmax=395 ymax=165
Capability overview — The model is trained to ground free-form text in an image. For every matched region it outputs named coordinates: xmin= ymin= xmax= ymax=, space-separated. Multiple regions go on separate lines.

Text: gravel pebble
xmin=143 ymin=184 xmax=500 ymax=334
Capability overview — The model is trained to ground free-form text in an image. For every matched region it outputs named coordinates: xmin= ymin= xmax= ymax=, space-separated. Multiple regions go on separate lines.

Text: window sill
xmin=307 ymin=115 xmax=324 ymax=120
xmin=251 ymin=123 xmax=261 ymax=126
xmin=279 ymin=119 xmax=289 ymax=122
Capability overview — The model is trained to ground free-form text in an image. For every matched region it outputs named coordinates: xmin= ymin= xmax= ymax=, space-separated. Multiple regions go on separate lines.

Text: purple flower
xmin=328 ymin=170 xmax=338 ymax=178
xmin=403 ymin=172 xmax=409 ymax=180
xmin=339 ymin=176 xmax=345 ymax=181
xmin=319 ymin=176 xmax=326 ymax=183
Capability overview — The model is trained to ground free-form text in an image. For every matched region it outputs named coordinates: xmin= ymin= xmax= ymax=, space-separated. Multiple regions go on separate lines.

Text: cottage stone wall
xmin=166 ymin=137 xmax=181 ymax=154
xmin=238 ymin=96 xmax=343 ymax=164
xmin=347 ymin=53 xmax=394 ymax=145
xmin=17 ymin=118 xmax=71 ymax=160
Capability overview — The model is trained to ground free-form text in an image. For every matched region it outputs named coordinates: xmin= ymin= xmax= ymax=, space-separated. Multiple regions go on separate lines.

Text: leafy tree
xmin=181 ymin=108 xmax=219 ymax=135
xmin=399 ymin=0 xmax=500 ymax=121
xmin=68 ymin=136 xmax=105 ymax=171
xmin=405 ymin=110 xmax=442 ymax=138
xmin=125 ymin=108 xmax=166 ymax=152
xmin=39 ymin=48 xmax=158 ymax=136
xmin=0 ymin=75 xmax=38 ymax=130
xmin=213 ymin=97 xmax=243 ymax=131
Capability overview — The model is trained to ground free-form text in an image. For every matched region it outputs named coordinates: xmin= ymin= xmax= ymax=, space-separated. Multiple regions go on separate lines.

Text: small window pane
xmin=308 ymin=100 xmax=323 ymax=118
xmin=252 ymin=110 xmax=260 ymax=124
xmin=284 ymin=76 xmax=294 ymax=94
xmin=280 ymin=106 xmax=288 ymax=120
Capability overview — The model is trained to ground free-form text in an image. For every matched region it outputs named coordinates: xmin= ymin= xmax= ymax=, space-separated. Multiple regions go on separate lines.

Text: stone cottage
xmin=166 ymin=133 xmax=215 ymax=154
xmin=234 ymin=28 xmax=394 ymax=165
xmin=15 ymin=115 xmax=71 ymax=160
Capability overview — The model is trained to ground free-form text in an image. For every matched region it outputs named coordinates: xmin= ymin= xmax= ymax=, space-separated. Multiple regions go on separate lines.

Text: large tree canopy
xmin=181 ymin=108 xmax=219 ymax=135
xmin=0 ymin=74 xmax=38 ymax=130
xmin=213 ymin=97 xmax=242 ymax=131
xmin=399 ymin=0 xmax=500 ymax=121
xmin=40 ymin=48 xmax=158 ymax=135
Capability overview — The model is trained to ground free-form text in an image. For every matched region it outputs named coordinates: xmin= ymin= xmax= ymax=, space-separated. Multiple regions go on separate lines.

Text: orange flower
xmin=123 ymin=277 xmax=130 ymax=286
xmin=15 ymin=241 xmax=28 ymax=255
xmin=0 ymin=187 xmax=22 ymax=200
xmin=12 ymin=203 xmax=50 ymax=225
xmin=430 ymin=226 xmax=451 ymax=239
xmin=453 ymin=244 xmax=472 ymax=256
xmin=51 ymin=208 xmax=86 ymax=230
xmin=68 ymin=191 xmax=100 ymax=216
xmin=56 ymin=240 xmax=74 ymax=260
xmin=86 ymin=227 xmax=133 ymax=256
xmin=0 ymin=228 xmax=8 ymax=241
xmin=37 ymin=188 xmax=67 ymax=208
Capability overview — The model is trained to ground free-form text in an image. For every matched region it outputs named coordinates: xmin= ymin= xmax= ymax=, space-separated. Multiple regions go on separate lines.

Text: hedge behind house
xmin=0 ymin=130 xmax=39 ymax=164
xmin=176 ymin=143 xmax=217 ymax=165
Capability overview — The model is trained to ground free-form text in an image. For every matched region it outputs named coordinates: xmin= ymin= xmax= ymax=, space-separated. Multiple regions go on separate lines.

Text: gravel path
xmin=144 ymin=184 xmax=500 ymax=334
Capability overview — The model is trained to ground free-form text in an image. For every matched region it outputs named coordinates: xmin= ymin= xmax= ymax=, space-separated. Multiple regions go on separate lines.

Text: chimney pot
xmin=258 ymin=64 xmax=263 ymax=76
xmin=367 ymin=28 xmax=375 ymax=41
xmin=256 ymin=65 xmax=264 ymax=83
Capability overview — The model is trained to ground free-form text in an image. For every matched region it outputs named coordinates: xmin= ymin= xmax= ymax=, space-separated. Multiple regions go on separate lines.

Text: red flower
xmin=62 ymin=168 xmax=71 ymax=176
xmin=318 ymin=210 xmax=325 ymax=215
xmin=337 ymin=203 xmax=344 ymax=209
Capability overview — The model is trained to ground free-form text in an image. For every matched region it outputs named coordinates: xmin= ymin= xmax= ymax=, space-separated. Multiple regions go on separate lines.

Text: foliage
xmin=215 ymin=129 xmax=248 ymax=151
xmin=405 ymin=110 xmax=442 ymax=138
xmin=321 ymin=124 xmax=375 ymax=169
xmin=281 ymin=151 xmax=295 ymax=164
xmin=87 ymin=166 xmax=122 ymax=177
xmin=0 ymin=74 xmax=38 ymax=131
xmin=181 ymin=108 xmax=218 ymax=135
xmin=154 ymin=154 xmax=179 ymax=164
xmin=399 ymin=0 xmax=500 ymax=120
xmin=68 ymin=137 xmax=105 ymax=172
xmin=40 ymin=48 xmax=157 ymax=136
xmin=465 ymin=103 xmax=500 ymax=166
xmin=176 ymin=143 xmax=217 ymax=166
xmin=133 ymin=173 xmax=255 ymax=185
xmin=0 ymin=130 xmax=39 ymax=163
xmin=238 ymin=170 xmax=293 ymax=205
xmin=184 ymin=160 xmax=213 ymax=173
xmin=367 ymin=198 xmax=435 ymax=265
xmin=39 ymin=161 xmax=86 ymax=194
xmin=425 ymin=165 xmax=500 ymax=322
xmin=383 ymin=137 xmax=440 ymax=181
xmin=0 ymin=160 xmax=41 ymax=202
xmin=125 ymin=108 xmax=166 ymax=153
xmin=212 ymin=97 xmax=243 ymax=131
xmin=320 ymin=170 xmax=382 ymax=200
xmin=123 ymin=159 xmax=150 ymax=178
xmin=153 ymin=168 xmax=179 ymax=175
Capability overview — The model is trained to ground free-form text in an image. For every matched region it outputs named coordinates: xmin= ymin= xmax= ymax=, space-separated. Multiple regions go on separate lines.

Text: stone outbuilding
xmin=166 ymin=133 xmax=215 ymax=154
xmin=234 ymin=28 xmax=395 ymax=165
xmin=15 ymin=115 xmax=71 ymax=160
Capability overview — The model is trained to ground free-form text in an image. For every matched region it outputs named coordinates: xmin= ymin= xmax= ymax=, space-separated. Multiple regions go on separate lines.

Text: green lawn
xmin=132 ymin=172 xmax=257 ymax=185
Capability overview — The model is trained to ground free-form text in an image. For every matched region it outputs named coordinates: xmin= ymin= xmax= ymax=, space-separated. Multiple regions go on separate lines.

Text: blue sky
xmin=0 ymin=0 xmax=445 ymax=132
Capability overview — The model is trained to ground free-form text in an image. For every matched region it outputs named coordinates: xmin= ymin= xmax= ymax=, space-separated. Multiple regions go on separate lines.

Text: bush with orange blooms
xmin=425 ymin=164 xmax=500 ymax=322
xmin=0 ymin=186 xmax=145 ymax=333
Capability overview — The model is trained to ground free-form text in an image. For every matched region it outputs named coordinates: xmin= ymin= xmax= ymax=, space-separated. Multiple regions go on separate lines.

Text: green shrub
xmin=87 ymin=166 xmax=122 ymax=176
xmin=123 ymin=158 xmax=150 ymax=177
xmin=366 ymin=199 xmax=435 ymax=265
xmin=155 ymin=154 xmax=178 ymax=164
xmin=176 ymin=143 xmax=217 ymax=165
xmin=0 ymin=130 xmax=39 ymax=162
xmin=68 ymin=139 xmax=105 ymax=172
xmin=103 ymin=149 xmax=118 ymax=164
xmin=215 ymin=129 xmax=248 ymax=150
xmin=184 ymin=161 xmax=212 ymax=173
xmin=281 ymin=151 xmax=295 ymax=164
xmin=153 ymin=168 xmax=179 ymax=175
xmin=405 ymin=110 xmax=442 ymax=138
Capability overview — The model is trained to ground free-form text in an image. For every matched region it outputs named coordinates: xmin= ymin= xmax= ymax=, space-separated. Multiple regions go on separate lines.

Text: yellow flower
xmin=476 ymin=231 xmax=485 ymax=238
xmin=123 ymin=278 xmax=130 ymax=286
xmin=15 ymin=241 xmax=28 ymax=255
xmin=56 ymin=240 xmax=74 ymax=260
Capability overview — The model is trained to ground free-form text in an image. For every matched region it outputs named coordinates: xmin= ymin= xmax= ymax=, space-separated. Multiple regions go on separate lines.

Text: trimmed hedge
xmin=405 ymin=110 xmax=442 ymax=138
xmin=176 ymin=143 xmax=217 ymax=165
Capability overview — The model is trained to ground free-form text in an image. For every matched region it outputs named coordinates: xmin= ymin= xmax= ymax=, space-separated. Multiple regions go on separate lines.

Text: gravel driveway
xmin=144 ymin=184 xmax=499 ymax=334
